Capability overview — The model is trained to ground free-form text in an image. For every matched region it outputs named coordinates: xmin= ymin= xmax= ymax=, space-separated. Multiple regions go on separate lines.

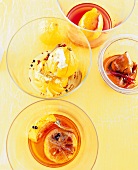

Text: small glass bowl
xmin=98 ymin=34 xmax=138 ymax=94
xmin=6 ymin=17 xmax=92 ymax=99
xmin=6 ymin=99 xmax=98 ymax=170
xmin=57 ymin=0 xmax=136 ymax=48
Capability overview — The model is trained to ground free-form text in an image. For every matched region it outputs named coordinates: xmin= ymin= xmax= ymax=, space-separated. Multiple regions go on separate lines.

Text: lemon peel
xmin=78 ymin=8 xmax=104 ymax=41
xmin=28 ymin=114 xmax=56 ymax=143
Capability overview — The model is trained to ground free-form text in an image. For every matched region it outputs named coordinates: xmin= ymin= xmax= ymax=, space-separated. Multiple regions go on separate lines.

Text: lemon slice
xmin=78 ymin=8 xmax=104 ymax=40
xmin=28 ymin=114 xmax=56 ymax=143
xmin=44 ymin=128 xmax=77 ymax=164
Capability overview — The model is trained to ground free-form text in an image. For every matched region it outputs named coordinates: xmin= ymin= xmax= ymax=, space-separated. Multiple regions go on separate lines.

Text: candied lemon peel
xmin=78 ymin=8 xmax=104 ymax=41
xmin=28 ymin=114 xmax=56 ymax=143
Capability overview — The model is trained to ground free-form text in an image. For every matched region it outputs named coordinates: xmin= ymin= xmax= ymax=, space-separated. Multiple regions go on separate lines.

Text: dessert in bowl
xmin=57 ymin=0 xmax=136 ymax=48
xmin=6 ymin=17 xmax=92 ymax=99
xmin=98 ymin=34 xmax=138 ymax=94
xmin=6 ymin=99 xmax=98 ymax=170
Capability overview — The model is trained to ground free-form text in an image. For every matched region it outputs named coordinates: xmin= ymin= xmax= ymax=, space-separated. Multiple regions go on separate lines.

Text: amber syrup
xmin=28 ymin=114 xmax=81 ymax=168
xmin=67 ymin=3 xmax=112 ymax=30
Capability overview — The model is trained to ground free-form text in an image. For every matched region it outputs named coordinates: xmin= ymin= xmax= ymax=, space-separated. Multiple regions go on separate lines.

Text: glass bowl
xmin=6 ymin=99 xmax=98 ymax=170
xmin=6 ymin=17 xmax=92 ymax=99
xmin=57 ymin=0 xmax=136 ymax=48
xmin=98 ymin=34 xmax=138 ymax=94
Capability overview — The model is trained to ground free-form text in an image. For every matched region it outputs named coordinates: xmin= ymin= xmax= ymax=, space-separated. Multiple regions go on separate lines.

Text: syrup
xmin=28 ymin=114 xmax=81 ymax=167
xmin=67 ymin=3 xmax=112 ymax=30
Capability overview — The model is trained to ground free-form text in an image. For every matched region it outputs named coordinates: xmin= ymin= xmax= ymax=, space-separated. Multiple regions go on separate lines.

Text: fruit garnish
xmin=78 ymin=8 xmax=103 ymax=40
xmin=110 ymin=52 xmax=133 ymax=74
xmin=28 ymin=114 xmax=56 ymax=142
xmin=44 ymin=128 xmax=77 ymax=163
xmin=104 ymin=52 xmax=138 ymax=88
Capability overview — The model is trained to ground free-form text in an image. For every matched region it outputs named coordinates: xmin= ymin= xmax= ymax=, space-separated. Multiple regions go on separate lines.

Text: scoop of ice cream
xmin=29 ymin=46 xmax=81 ymax=97
xmin=47 ymin=47 xmax=78 ymax=78
xmin=78 ymin=8 xmax=104 ymax=41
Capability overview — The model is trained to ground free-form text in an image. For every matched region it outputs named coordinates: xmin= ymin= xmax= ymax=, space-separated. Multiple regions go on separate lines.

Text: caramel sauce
xmin=104 ymin=55 xmax=137 ymax=88
xmin=28 ymin=114 xmax=81 ymax=168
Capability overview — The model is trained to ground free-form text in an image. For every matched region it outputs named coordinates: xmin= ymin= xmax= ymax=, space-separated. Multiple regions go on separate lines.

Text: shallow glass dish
xmin=98 ymin=34 xmax=138 ymax=94
xmin=6 ymin=17 xmax=92 ymax=99
xmin=6 ymin=99 xmax=98 ymax=170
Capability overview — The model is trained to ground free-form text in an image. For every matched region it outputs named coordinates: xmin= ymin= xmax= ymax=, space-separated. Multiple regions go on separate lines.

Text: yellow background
xmin=1 ymin=0 xmax=138 ymax=170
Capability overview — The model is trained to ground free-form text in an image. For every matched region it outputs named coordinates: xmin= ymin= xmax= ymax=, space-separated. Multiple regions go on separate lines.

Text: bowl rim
xmin=6 ymin=16 xmax=92 ymax=99
xmin=6 ymin=99 xmax=99 ymax=170
xmin=56 ymin=0 xmax=136 ymax=33
xmin=98 ymin=34 xmax=138 ymax=94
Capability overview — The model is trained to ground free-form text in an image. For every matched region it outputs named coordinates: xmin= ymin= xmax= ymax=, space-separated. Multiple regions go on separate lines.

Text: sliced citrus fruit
xmin=28 ymin=114 xmax=56 ymax=143
xmin=44 ymin=128 xmax=77 ymax=164
xmin=78 ymin=8 xmax=104 ymax=40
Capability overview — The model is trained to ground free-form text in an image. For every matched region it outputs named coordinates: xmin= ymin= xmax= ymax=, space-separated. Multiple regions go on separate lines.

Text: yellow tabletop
xmin=1 ymin=0 xmax=138 ymax=170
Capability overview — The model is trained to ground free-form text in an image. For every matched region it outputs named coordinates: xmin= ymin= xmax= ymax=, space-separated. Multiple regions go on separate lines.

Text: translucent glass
xmin=98 ymin=34 xmax=138 ymax=94
xmin=6 ymin=99 xmax=98 ymax=170
xmin=57 ymin=0 xmax=136 ymax=48
xmin=6 ymin=17 xmax=92 ymax=99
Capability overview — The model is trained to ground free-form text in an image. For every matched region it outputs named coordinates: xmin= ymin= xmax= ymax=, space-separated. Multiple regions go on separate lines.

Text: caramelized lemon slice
xmin=78 ymin=8 xmax=104 ymax=40
xmin=44 ymin=128 xmax=77 ymax=164
xmin=28 ymin=114 xmax=56 ymax=143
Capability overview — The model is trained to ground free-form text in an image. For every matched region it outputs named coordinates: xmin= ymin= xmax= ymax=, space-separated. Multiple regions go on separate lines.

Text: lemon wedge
xmin=28 ymin=114 xmax=56 ymax=143
xmin=78 ymin=8 xmax=104 ymax=41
